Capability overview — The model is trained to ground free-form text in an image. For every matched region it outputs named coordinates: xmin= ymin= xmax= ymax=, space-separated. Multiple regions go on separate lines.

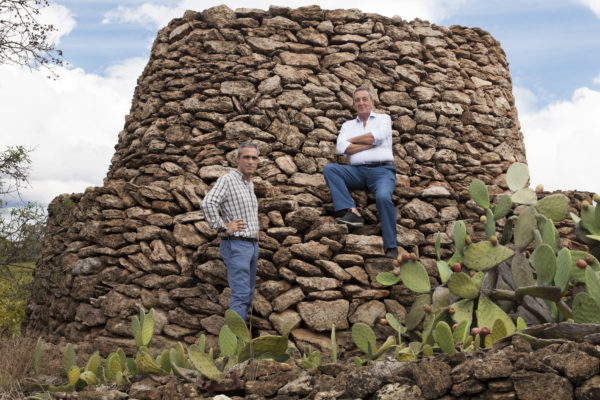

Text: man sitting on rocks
xmin=323 ymin=87 xmax=398 ymax=259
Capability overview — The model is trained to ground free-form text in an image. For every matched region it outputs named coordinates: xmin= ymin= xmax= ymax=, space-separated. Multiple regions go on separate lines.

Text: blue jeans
xmin=323 ymin=163 xmax=397 ymax=249
xmin=219 ymin=239 xmax=258 ymax=321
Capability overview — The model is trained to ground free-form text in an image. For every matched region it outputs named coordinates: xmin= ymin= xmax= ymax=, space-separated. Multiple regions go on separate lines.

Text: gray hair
xmin=353 ymin=86 xmax=374 ymax=101
xmin=237 ymin=141 xmax=259 ymax=157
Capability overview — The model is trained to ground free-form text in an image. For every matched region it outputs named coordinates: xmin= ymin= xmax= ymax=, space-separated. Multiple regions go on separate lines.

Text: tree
xmin=0 ymin=0 xmax=63 ymax=77
xmin=0 ymin=146 xmax=45 ymax=337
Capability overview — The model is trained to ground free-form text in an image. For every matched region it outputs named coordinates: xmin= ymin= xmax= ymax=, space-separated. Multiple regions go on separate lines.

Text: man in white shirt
xmin=323 ymin=87 xmax=398 ymax=259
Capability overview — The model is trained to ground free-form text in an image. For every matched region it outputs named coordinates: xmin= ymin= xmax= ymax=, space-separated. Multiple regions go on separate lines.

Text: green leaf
xmin=376 ymin=271 xmax=402 ymax=286
xmin=131 ymin=316 xmax=141 ymax=348
xmin=385 ymin=313 xmax=406 ymax=335
xmin=453 ymin=221 xmax=466 ymax=254
xmin=400 ymin=261 xmax=431 ymax=293
xmin=67 ymin=365 xmax=80 ymax=387
xmin=218 ymin=325 xmax=237 ymax=357
xmin=485 ymin=208 xmax=495 ymax=240
xmin=62 ymin=343 xmax=76 ymax=376
xmin=490 ymin=319 xmax=508 ymax=343
xmin=586 ymin=266 xmax=600 ymax=305
xmin=535 ymin=194 xmax=570 ymax=221
xmin=493 ymin=194 xmax=512 ymax=220
xmin=452 ymin=319 xmax=470 ymax=344
xmin=463 ymin=241 xmax=514 ymax=271
xmin=541 ymin=219 xmax=556 ymax=250
xmin=405 ymin=294 xmax=431 ymax=330
xmin=437 ymin=260 xmax=452 ymax=284
xmin=225 ymin=309 xmax=250 ymax=343
xmin=581 ymin=206 xmax=600 ymax=235
xmin=511 ymin=250 xmax=534 ymax=288
xmin=433 ymin=322 xmax=455 ymax=354
xmin=450 ymin=299 xmax=474 ymax=328
xmin=476 ymin=296 xmax=515 ymax=334
xmin=531 ymin=244 xmax=557 ymax=286
xmin=470 ymin=179 xmax=490 ymax=209
xmin=79 ymin=370 xmax=97 ymax=386
xmin=84 ymin=351 xmax=101 ymax=377
xmin=188 ymin=346 xmax=222 ymax=380
xmin=516 ymin=317 xmax=527 ymax=331
xmin=506 ymin=162 xmax=529 ymax=192
xmin=141 ymin=308 xmax=155 ymax=347
xmin=448 ymin=272 xmax=479 ymax=299
xmin=351 ymin=323 xmax=377 ymax=354
xmin=514 ymin=206 xmax=536 ymax=250
xmin=555 ymin=248 xmax=571 ymax=293
xmin=512 ymin=188 xmax=537 ymax=205
xmin=573 ymin=293 xmax=600 ymax=323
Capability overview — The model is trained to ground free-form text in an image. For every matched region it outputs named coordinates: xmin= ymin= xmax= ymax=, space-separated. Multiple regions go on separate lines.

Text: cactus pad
xmin=511 ymin=250 xmax=534 ymax=288
xmin=516 ymin=316 xmax=527 ymax=331
xmin=225 ymin=309 xmax=250 ymax=343
xmin=514 ymin=206 xmax=536 ymax=250
xmin=405 ymin=294 xmax=431 ymax=330
xmin=493 ymin=194 xmax=513 ymax=220
xmin=450 ymin=299 xmax=473 ymax=327
xmin=555 ymin=248 xmax=571 ymax=293
xmin=506 ymin=162 xmax=529 ymax=192
xmin=189 ymin=346 xmax=222 ymax=380
xmin=433 ymin=321 xmax=455 ymax=354
xmin=141 ymin=308 xmax=155 ymax=347
xmin=67 ymin=365 xmax=80 ymax=387
xmin=586 ymin=266 xmax=600 ymax=305
xmin=218 ymin=325 xmax=237 ymax=357
xmin=437 ymin=260 xmax=452 ymax=284
xmin=453 ymin=319 xmax=470 ymax=344
xmin=470 ymin=179 xmax=490 ymax=209
xmin=573 ymin=293 xmax=600 ymax=324
xmin=476 ymin=296 xmax=515 ymax=334
xmin=400 ymin=261 xmax=431 ymax=293
xmin=570 ymin=250 xmax=600 ymax=283
xmin=453 ymin=220 xmax=467 ymax=254
xmin=435 ymin=232 xmax=441 ymax=261
xmin=463 ymin=241 xmax=514 ymax=271
xmin=386 ymin=313 xmax=406 ymax=334
xmin=351 ymin=323 xmax=377 ymax=354
xmin=581 ymin=205 xmax=600 ymax=235
xmin=541 ymin=219 xmax=557 ymax=250
xmin=531 ymin=244 xmax=557 ymax=286
xmin=448 ymin=272 xmax=479 ymax=299
xmin=62 ymin=343 xmax=76 ymax=376
xmin=512 ymin=188 xmax=537 ymax=205
xmin=535 ymin=194 xmax=569 ymax=221
xmin=238 ymin=335 xmax=289 ymax=363
xmin=376 ymin=271 xmax=402 ymax=286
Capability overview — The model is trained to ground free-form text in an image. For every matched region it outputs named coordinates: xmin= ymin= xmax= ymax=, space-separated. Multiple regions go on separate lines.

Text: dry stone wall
xmin=26 ymin=5 xmax=557 ymax=355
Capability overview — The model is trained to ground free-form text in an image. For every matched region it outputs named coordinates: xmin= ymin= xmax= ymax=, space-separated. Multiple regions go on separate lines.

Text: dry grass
xmin=0 ymin=335 xmax=37 ymax=399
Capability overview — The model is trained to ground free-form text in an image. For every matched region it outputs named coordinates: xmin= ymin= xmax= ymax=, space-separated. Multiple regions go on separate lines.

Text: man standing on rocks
xmin=201 ymin=142 xmax=260 ymax=321
xmin=324 ymin=87 xmax=398 ymax=259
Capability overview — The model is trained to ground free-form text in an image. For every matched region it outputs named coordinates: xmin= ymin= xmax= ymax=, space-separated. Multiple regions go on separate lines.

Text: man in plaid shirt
xmin=201 ymin=142 xmax=259 ymax=321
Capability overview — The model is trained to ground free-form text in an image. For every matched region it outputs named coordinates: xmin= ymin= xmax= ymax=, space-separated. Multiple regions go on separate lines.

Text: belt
xmin=357 ymin=161 xmax=394 ymax=167
xmin=221 ymin=235 xmax=258 ymax=243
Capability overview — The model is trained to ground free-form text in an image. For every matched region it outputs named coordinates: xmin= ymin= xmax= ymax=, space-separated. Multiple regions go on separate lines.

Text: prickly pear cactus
xmin=433 ymin=321 xmax=455 ymax=354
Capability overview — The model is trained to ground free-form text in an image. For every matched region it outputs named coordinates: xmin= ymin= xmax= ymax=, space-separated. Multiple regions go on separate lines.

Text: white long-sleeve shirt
xmin=336 ymin=112 xmax=394 ymax=165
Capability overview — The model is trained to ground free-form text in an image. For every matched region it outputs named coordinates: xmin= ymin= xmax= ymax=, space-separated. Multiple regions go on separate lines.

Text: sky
xmin=1 ymin=0 xmax=599 ymax=207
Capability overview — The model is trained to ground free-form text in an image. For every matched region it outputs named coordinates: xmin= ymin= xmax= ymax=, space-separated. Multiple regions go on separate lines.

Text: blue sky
xmin=1 ymin=0 xmax=599 ymax=205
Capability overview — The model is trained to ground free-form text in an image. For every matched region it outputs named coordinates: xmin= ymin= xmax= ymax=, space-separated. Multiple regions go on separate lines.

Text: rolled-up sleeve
xmin=201 ymin=176 xmax=228 ymax=230
xmin=370 ymin=114 xmax=392 ymax=145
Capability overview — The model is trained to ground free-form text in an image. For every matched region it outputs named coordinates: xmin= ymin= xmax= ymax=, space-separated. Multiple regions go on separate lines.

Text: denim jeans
xmin=323 ymin=163 xmax=397 ymax=249
xmin=219 ymin=239 xmax=258 ymax=321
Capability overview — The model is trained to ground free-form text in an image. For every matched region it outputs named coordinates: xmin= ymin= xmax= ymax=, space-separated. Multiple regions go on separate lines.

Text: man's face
xmin=353 ymin=90 xmax=374 ymax=117
xmin=236 ymin=147 xmax=259 ymax=179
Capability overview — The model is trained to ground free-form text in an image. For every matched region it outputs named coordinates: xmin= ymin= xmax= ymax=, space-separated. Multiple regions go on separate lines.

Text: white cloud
xmin=516 ymin=84 xmax=600 ymax=193
xmin=574 ymin=0 xmax=600 ymax=18
xmin=0 ymin=57 xmax=146 ymax=205
xmin=38 ymin=3 xmax=77 ymax=45
xmin=101 ymin=0 xmax=469 ymax=29
xmin=594 ymin=73 xmax=600 ymax=85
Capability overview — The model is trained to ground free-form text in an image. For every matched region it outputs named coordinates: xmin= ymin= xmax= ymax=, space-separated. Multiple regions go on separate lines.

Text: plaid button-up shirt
xmin=201 ymin=169 xmax=259 ymax=239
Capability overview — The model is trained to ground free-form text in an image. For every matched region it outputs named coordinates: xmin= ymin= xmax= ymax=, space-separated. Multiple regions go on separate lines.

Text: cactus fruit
xmin=490 ymin=235 xmax=498 ymax=245
xmin=380 ymin=318 xmax=388 ymax=325
xmin=465 ymin=234 xmax=472 ymax=245
xmin=393 ymin=268 xmax=401 ymax=276
xmin=471 ymin=327 xmax=481 ymax=336
xmin=401 ymin=253 xmax=410 ymax=263
xmin=424 ymin=304 xmax=432 ymax=313
xmin=535 ymin=184 xmax=544 ymax=194
xmin=453 ymin=263 xmax=461 ymax=272
xmin=577 ymin=259 xmax=587 ymax=269
xmin=392 ymin=259 xmax=400 ymax=267
xmin=583 ymin=200 xmax=590 ymax=210
xmin=449 ymin=307 xmax=455 ymax=315
xmin=586 ymin=255 xmax=595 ymax=265
xmin=509 ymin=156 xmax=516 ymax=164
xmin=409 ymin=253 xmax=417 ymax=261
xmin=480 ymin=215 xmax=487 ymax=223
xmin=480 ymin=326 xmax=491 ymax=335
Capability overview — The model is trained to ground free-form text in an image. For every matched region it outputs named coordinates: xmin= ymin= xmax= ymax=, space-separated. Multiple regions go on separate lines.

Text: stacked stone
xmin=26 ymin=5 xmax=529 ymax=354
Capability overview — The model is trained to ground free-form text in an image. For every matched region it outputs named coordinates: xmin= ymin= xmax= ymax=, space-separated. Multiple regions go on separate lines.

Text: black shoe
xmin=385 ymin=248 xmax=399 ymax=259
xmin=336 ymin=210 xmax=364 ymax=227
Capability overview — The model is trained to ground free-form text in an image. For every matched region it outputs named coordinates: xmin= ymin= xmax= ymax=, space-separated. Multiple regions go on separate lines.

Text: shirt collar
xmin=231 ymin=169 xmax=252 ymax=184
xmin=355 ymin=111 xmax=376 ymax=123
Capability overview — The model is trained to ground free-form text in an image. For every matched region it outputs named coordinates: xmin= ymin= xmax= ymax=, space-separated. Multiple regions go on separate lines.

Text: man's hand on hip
xmin=226 ymin=218 xmax=247 ymax=234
